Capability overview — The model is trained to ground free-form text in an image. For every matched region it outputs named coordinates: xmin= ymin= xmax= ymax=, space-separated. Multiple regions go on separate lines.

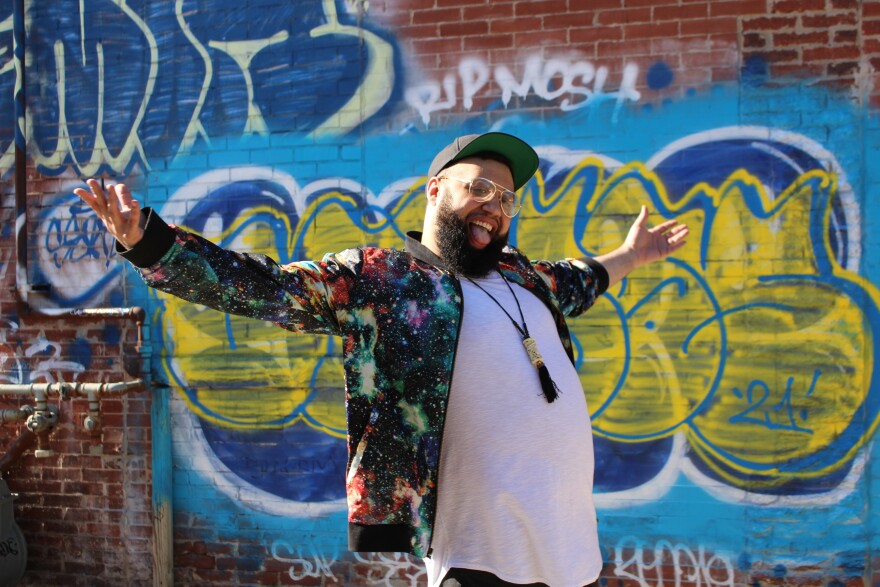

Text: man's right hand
xmin=73 ymin=179 xmax=145 ymax=249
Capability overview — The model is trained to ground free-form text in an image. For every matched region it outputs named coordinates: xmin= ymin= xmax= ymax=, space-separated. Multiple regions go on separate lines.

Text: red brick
xmin=412 ymin=37 xmax=463 ymax=56
xmin=463 ymin=35 xmax=515 ymax=51
xmin=462 ymin=2 xmax=514 ymax=19
xmin=514 ymin=0 xmax=566 ymax=16
xmin=830 ymin=0 xmax=858 ymax=7
xmin=710 ymin=0 xmax=767 ymax=17
xmin=602 ymin=39 xmax=654 ymax=58
xmin=653 ymin=3 xmax=709 ymax=21
xmin=827 ymin=61 xmax=859 ymax=76
xmin=571 ymin=25 xmax=622 ymax=44
xmin=802 ymin=12 xmax=857 ymax=28
xmin=865 ymin=3 xmax=880 ymax=17
xmin=65 ymin=560 xmax=105 ymax=575
xmin=626 ymin=0 xmax=675 ymax=6
xmin=487 ymin=17 xmax=525 ymax=33
xmin=411 ymin=7 xmax=463 ymax=25
xmin=742 ymin=15 xmax=798 ymax=30
xmin=771 ymin=0 xmax=826 ymax=12
xmin=256 ymin=572 xmax=289 ymax=584
xmin=86 ymin=522 xmax=123 ymax=538
xmin=833 ymin=29 xmax=858 ymax=44
xmin=711 ymin=66 xmax=740 ymax=82
xmin=191 ymin=569 xmax=235 ymax=582
xmin=744 ymin=32 xmax=767 ymax=48
xmin=745 ymin=48 xmax=800 ymax=63
xmin=438 ymin=19 xmax=488 ymax=36
xmin=436 ymin=51 xmax=468 ymax=70
xmin=513 ymin=30 xmax=568 ymax=47
xmin=773 ymin=30 xmax=829 ymax=46
xmin=41 ymin=519 xmax=80 ymax=534
xmin=597 ymin=7 xmax=651 ymax=25
xmin=542 ymin=11 xmax=595 ymax=29
xmin=864 ymin=19 xmax=880 ymax=36
xmin=439 ymin=0 xmax=497 ymax=6
xmin=394 ymin=23 xmax=439 ymax=38
xmin=178 ymin=553 xmax=216 ymax=570
xmin=623 ymin=20 xmax=680 ymax=40
xmin=803 ymin=45 xmax=861 ymax=61
xmin=680 ymin=16 xmax=738 ymax=36
xmin=767 ymin=62 xmax=812 ymax=77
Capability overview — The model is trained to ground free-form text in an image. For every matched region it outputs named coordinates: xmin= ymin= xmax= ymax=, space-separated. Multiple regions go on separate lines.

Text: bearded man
xmin=75 ymin=132 xmax=688 ymax=587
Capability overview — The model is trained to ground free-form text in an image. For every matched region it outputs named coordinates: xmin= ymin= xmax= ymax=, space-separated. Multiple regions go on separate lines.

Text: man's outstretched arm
xmin=73 ymin=179 xmax=349 ymax=336
xmin=591 ymin=205 xmax=689 ymax=287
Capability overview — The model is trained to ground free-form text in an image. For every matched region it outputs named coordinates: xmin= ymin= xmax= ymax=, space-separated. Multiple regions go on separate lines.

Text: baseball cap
xmin=428 ymin=132 xmax=539 ymax=190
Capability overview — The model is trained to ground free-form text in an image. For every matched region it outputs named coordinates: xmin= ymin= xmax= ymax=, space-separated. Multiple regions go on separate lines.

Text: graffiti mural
xmin=7 ymin=0 xmax=880 ymax=583
xmin=10 ymin=0 xmax=398 ymax=178
xmin=152 ymin=124 xmax=877 ymax=504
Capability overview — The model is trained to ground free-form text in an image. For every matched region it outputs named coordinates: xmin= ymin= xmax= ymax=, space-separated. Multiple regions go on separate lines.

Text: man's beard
xmin=434 ymin=196 xmax=508 ymax=277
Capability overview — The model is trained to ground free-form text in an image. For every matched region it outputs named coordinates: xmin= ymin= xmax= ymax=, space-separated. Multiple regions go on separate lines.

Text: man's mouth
xmin=469 ymin=219 xmax=494 ymax=248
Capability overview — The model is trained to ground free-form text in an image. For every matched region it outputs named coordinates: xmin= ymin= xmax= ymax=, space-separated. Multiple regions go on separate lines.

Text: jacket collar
xmin=405 ymin=231 xmax=448 ymax=270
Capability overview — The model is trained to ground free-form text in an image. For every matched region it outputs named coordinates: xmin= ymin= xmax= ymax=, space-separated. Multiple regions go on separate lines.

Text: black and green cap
xmin=428 ymin=132 xmax=539 ymax=190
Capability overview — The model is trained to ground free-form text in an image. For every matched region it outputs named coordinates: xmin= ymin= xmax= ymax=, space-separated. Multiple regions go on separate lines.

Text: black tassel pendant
xmin=537 ymin=363 xmax=561 ymax=403
xmin=523 ymin=337 xmax=561 ymax=403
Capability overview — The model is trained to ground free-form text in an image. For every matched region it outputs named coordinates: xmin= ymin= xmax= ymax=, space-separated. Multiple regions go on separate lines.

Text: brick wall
xmin=1 ymin=0 xmax=878 ymax=585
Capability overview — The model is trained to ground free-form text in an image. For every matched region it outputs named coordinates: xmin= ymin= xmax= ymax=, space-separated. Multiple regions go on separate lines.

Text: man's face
xmin=431 ymin=158 xmax=514 ymax=277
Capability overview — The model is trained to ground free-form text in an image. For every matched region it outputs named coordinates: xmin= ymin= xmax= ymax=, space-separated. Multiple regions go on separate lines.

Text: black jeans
xmin=440 ymin=567 xmax=600 ymax=587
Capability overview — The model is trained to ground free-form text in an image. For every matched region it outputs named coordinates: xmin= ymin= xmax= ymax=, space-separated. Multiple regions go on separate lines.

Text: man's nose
xmin=480 ymin=190 xmax=503 ymax=214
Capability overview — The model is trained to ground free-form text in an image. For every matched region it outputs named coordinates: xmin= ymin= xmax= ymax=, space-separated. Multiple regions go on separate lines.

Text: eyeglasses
xmin=437 ymin=176 xmax=522 ymax=217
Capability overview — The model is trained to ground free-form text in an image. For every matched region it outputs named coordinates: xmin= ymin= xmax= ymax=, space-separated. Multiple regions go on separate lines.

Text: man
xmin=75 ymin=132 xmax=688 ymax=587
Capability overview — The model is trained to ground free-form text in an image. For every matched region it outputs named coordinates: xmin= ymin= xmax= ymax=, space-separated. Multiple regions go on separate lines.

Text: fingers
xmin=74 ymin=178 xmax=139 ymax=217
xmin=662 ymin=223 xmax=688 ymax=241
xmin=666 ymin=225 xmax=688 ymax=252
xmin=648 ymin=218 xmax=679 ymax=234
xmin=74 ymin=178 xmax=109 ymax=215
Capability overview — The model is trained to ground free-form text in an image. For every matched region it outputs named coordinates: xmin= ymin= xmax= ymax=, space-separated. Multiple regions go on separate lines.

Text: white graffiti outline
xmin=271 ymin=540 xmax=339 ymax=582
xmin=208 ymin=31 xmax=290 ymax=136
xmin=352 ymin=552 xmax=427 ymax=587
xmin=614 ymin=537 xmax=735 ymax=587
xmin=406 ymin=54 xmax=641 ymax=126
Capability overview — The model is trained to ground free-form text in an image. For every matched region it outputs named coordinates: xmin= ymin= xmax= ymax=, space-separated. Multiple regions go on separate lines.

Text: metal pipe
xmin=0 ymin=407 xmax=32 ymax=423
xmin=1 ymin=381 xmax=144 ymax=456
xmin=24 ymin=385 xmax=56 ymax=458
xmin=0 ymin=380 xmax=145 ymax=397
xmin=83 ymin=386 xmax=101 ymax=433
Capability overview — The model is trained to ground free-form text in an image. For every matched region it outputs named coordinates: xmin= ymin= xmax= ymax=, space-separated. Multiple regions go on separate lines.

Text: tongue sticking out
xmin=469 ymin=222 xmax=492 ymax=248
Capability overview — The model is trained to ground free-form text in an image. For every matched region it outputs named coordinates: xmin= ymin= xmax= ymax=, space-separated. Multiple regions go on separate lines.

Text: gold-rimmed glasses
xmin=438 ymin=176 xmax=522 ymax=218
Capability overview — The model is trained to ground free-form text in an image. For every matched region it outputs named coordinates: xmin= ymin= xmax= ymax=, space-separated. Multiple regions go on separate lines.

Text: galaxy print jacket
xmin=119 ymin=208 xmax=609 ymax=557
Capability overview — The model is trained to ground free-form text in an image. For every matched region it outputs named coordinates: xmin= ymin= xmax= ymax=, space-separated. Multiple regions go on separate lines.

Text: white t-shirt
xmin=424 ymin=272 xmax=602 ymax=587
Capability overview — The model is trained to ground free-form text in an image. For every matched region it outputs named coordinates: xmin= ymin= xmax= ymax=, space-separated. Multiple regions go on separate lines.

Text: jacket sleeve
xmin=118 ymin=207 xmax=353 ymax=336
xmin=532 ymin=257 xmax=609 ymax=318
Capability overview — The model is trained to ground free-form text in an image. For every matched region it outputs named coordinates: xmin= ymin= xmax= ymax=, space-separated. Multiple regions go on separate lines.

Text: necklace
xmin=464 ymin=271 xmax=561 ymax=403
